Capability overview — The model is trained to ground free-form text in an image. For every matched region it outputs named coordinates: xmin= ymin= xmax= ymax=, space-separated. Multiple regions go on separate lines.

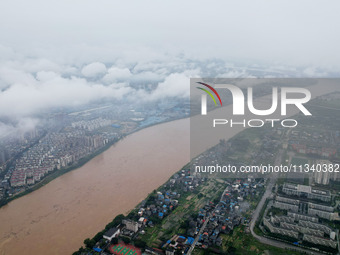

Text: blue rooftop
xmin=186 ymin=237 xmax=194 ymax=245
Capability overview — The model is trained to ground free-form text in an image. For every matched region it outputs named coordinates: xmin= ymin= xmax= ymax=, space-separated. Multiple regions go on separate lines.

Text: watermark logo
xmin=196 ymin=82 xmax=222 ymax=115
xmin=196 ymin=81 xmax=312 ymax=128
xmin=197 ymin=82 xmax=312 ymax=116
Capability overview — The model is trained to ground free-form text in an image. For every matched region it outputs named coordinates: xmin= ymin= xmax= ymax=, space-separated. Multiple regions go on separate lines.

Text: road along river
xmin=0 ymin=80 xmax=338 ymax=255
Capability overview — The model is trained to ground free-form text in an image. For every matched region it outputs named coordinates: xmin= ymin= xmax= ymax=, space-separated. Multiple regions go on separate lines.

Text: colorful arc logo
xmin=196 ymin=82 xmax=222 ymax=107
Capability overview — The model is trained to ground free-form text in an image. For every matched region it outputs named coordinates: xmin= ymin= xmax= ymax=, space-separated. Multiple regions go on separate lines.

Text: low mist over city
xmin=0 ymin=1 xmax=340 ymax=255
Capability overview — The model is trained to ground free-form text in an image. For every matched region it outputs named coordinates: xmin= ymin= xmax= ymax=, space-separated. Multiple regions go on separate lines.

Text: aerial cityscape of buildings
xmin=1 ymin=0 xmax=340 ymax=254
xmin=65 ymin=93 xmax=340 ymax=255
xmin=1 ymin=90 xmax=340 ymax=255
xmin=0 ymin=100 xmax=189 ymax=203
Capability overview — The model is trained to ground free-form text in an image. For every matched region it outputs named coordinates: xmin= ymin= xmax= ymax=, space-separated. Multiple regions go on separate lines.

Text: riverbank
xmin=0 ymin=115 xmax=187 ymax=209
xmin=0 ymin=117 xmax=191 ymax=255
xmin=0 ymin=81 xmax=337 ymax=255
xmin=0 ymin=139 xmax=116 ymax=208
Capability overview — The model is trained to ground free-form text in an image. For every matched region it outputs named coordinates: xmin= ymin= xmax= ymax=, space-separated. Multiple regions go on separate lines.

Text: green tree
xmin=121 ymin=236 xmax=131 ymax=244
xmin=93 ymin=230 xmax=105 ymax=242
xmin=84 ymin=238 xmax=96 ymax=249
xmin=105 ymin=214 xmax=125 ymax=230
xmin=134 ymin=239 xmax=146 ymax=249
xmin=111 ymin=237 xmax=118 ymax=245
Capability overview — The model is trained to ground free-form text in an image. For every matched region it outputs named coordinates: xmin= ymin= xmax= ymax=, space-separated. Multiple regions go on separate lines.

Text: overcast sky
xmin=0 ymin=0 xmax=339 ymax=136
xmin=1 ymin=0 xmax=339 ymax=67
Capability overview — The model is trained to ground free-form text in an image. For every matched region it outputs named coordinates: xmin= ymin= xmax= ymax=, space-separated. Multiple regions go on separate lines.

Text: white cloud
xmin=81 ymin=62 xmax=107 ymax=78
xmin=130 ymin=71 xmax=164 ymax=82
xmin=0 ymin=118 xmax=39 ymax=138
xmin=0 ymin=67 xmax=37 ymax=89
xmin=102 ymin=67 xmax=132 ymax=83
xmin=0 ymin=71 xmax=131 ymax=118
xmin=302 ymin=67 xmax=328 ymax=77
xmin=148 ymin=69 xmax=200 ymax=100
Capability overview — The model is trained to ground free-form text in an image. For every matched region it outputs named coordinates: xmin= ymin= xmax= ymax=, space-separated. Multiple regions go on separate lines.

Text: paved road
xmin=249 ymin=151 xmax=325 ymax=255
xmin=187 ymin=187 xmax=229 ymax=255
xmin=188 ymin=150 xmax=325 ymax=255
xmin=187 ymin=212 xmax=210 ymax=255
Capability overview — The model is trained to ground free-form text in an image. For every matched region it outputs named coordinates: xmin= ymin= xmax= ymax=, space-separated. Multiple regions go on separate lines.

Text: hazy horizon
xmin=1 ymin=0 xmax=340 ymax=135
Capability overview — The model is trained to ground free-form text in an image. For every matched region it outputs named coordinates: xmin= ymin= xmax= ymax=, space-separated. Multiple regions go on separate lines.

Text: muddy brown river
xmin=0 ymin=80 xmax=338 ymax=255
xmin=0 ymin=120 xmax=190 ymax=255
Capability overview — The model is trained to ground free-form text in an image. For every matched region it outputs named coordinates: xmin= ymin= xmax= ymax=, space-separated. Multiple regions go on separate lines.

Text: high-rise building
xmin=314 ymin=160 xmax=331 ymax=185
